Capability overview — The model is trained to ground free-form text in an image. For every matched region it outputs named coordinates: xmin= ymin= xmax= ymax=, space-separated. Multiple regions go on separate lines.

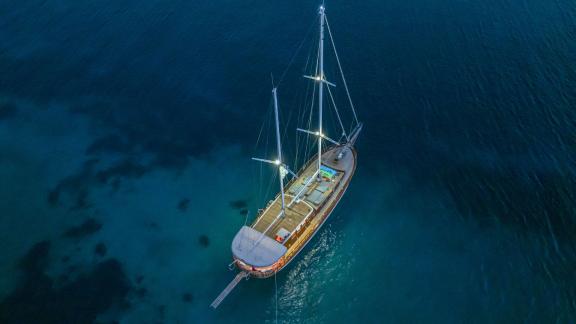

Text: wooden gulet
xmin=210 ymin=4 xmax=362 ymax=309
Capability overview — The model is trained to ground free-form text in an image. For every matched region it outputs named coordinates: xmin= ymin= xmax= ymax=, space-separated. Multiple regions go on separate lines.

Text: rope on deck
xmin=210 ymin=271 xmax=249 ymax=309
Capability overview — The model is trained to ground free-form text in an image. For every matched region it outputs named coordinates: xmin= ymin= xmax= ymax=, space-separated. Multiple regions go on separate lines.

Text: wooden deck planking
xmin=253 ymin=194 xmax=313 ymax=237
xmin=251 ymin=152 xmax=347 ymax=242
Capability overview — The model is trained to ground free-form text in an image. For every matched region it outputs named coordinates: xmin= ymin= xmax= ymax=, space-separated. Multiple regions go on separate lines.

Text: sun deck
xmin=250 ymin=147 xmax=349 ymax=248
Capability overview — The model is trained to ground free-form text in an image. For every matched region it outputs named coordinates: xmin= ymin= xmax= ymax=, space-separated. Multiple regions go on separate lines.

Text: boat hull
xmin=233 ymin=145 xmax=357 ymax=278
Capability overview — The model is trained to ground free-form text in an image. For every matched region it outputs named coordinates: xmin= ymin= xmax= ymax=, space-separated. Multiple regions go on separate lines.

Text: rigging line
xmin=292 ymin=85 xmax=306 ymax=169
xmin=303 ymin=72 xmax=315 ymax=159
xmin=274 ymin=270 xmax=278 ymax=324
xmin=257 ymin=160 xmax=263 ymax=207
xmin=348 ymin=118 xmax=355 ymax=136
xmin=294 ymin=77 xmax=309 ymax=168
xmin=255 ymin=108 xmax=268 ymax=205
xmin=326 ymin=83 xmax=349 ymax=141
xmin=295 ymin=36 xmax=317 ymax=169
xmin=265 ymin=108 xmax=279 ymax=201
xmin=303 ymin=70 xmax=317 ymax=165
xmin=295 ymin=92 xmax=306 ymax=169
xmin=257 ymin=100 xmax=275 ymax=147
xmin=328 ymin=99 xmax=339 ymax=142
xmin=260 ymin=101 xmax=274 ymax=206
xmin=263 ymin=165 xmax=278 ymax=210
xmin=325 ymin=15 xmax=359 ymax=125
xmin=244 ymin=210 xmax=250 ymax=226
xmin=277 ymin=14 xmax=317 ymax=87
xmin=254 ymin=107 xmax=271 ymax=150
xmin=326 ymin=98 xmax=340 ymax=143
xmin=252 ymin=108 xmax=268 ymax=203
xmin=300 ymin=34 xmax=320 ymax=163
xmin=297 ymin=37 xmax=314 ymax=165
xmin=293 ymin=27 xmax=319 ymax=169
xmin=276 ymin=90 xmax=297 ymax=170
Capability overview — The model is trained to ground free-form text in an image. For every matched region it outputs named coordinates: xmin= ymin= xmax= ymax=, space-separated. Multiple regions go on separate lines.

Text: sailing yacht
xmin=211 ymin=4 xmax=362 ymax=308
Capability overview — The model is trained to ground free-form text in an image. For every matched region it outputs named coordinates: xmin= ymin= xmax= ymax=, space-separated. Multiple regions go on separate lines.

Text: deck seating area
xmin=252 ymin=195 xmax=313 ymax=239
xmin=251 ymin=163 xmax=344 ymax=245
xmin=307 ymin=190 xmax=324 ymax=205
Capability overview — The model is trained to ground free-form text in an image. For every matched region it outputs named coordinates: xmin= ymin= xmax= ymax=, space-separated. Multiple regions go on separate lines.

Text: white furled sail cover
xmin=231 ymin=226 xmax=287 ymax=267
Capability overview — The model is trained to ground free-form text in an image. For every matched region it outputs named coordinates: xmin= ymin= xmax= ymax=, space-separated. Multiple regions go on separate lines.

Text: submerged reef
xmin=62 ymin=218 xmax=102 ymax=239
xmin=0 ymin=102 xmax=17 ymax=120
xmin=177 ymin=198 xmax=190 ymax=212
xmin=198 ymin=235 xmax=210 ymax=247
xmin=0 ymin=241 xmax=132 ymax=324
xmin=94 ymin=242 xmax=107 ymax=257
xmin=229 ymin=199 xmax=247 ymax=210
xmin=182 ymin=292 xmax=193 ymax=303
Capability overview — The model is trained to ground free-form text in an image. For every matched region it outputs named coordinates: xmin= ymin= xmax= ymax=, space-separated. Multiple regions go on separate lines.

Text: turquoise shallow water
xmin=1 ymin=0 xmax=576 ymax=323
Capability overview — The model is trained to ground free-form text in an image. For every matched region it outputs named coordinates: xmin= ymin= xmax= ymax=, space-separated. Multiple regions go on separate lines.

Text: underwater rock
xmin=240 ymin=208 xmax=248 ymax=216
xmin=178 ymin=198 xmax=190 ymax=212
xmin=61 ymin=259 xmax=131 ymax=314
xmin=63 ymin=218 xmax=102 ymax=238
xmin=198 ymin=235 xmax=210 ymax=247
xmin=134 ymin=287 xmax=147 ymax=298
xmin=229 ymin=199 xmax=247 ymax=210
xmin=182 ymin=293 xmax=193 ymax=303
xmin=70 ymin=190 xmax=91 ymax=211
xmin=96 ymin=159 xmax=147 ymax=185
xmin=157 ymin=305 xmax=166 ymax=318
xmin=1 ymin=240 xmax=132 ymax=324
xmin=119 ymin=300 xmax=132 ymax=311
xmin=58 ymin=273 xmax=69 ymax=283
xmin=0 ymin=102 xmax=17 ymax=120
xmin=19 ymin=240 xmax=51 ymax=274
xmin=145 ymin=221 xmax=160 ymax=230
xmin=86 ymin=134 xmax=132 ymax=155
xmin=66 ymin=265 xmax=79 ymax=274
xmin=49 ymin=159 xmax=99 ymax=209
xmin=94 ymin=243 xmax=107 ymax=257
xmin=47 ymin=189 xmax=60 ymax=207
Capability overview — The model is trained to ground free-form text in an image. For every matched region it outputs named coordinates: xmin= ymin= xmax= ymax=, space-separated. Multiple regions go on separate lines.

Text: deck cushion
xmin=307 ymin=190 xmax=324 ymax=205
xmin=320 ymin=165 xmax=337 ymax=179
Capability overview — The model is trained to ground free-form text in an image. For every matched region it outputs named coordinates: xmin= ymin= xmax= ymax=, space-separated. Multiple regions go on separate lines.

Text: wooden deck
xmin=252 ymin=195 xmax=313 ymax=236
xmin=250 ymin=145 xmax=354 ymax=251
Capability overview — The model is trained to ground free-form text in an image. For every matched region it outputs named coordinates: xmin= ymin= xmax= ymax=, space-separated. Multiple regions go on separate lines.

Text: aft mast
xmin=272 ymin=87 xmax=286 ymax=214
xmin=251 ymin=86 xmax=295 ymax=237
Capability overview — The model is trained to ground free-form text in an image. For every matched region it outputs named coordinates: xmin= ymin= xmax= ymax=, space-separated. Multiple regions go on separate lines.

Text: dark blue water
xmin=1 ymin=0 xmax=576 ymax=322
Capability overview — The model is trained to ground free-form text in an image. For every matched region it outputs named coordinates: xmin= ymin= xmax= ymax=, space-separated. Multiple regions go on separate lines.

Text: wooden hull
xmin=234 ymin=145 xmax=357 ymax=278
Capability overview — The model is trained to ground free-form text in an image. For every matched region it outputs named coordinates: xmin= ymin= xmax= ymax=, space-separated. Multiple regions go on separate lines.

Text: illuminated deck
xmin=250 ymin=145 xmax=354 ymax=250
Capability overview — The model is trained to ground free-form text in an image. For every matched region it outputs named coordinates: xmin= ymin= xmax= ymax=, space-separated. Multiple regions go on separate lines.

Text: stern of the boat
xmin=231 ymin=226 xmax=286 ymax=278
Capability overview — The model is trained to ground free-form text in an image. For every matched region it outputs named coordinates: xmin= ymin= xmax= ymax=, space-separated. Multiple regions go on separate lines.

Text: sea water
xmin=0 ymin=0 xmax=575 ymax=322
